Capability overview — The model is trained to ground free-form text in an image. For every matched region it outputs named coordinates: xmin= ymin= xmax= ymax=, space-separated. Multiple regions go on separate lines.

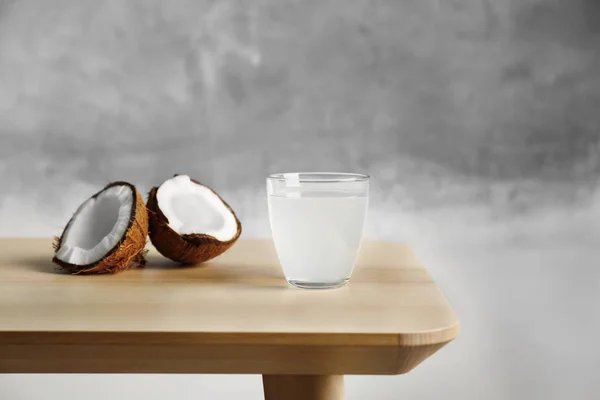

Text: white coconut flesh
xmin=55 ymin=185 xmax=134 ymax=266
xmin=156 ymin=175 xmax=238 ymax=241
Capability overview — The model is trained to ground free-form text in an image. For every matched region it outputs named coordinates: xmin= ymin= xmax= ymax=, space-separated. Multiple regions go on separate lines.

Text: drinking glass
xmin=266 ymin=172 xmax=369 ymax=289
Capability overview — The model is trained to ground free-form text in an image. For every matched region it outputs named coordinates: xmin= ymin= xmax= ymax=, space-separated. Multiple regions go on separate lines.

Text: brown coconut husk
xmin=52 ymin=181 xmax=149 ymax=274
xmin=146 ymin=178 xmax=242 ymax=265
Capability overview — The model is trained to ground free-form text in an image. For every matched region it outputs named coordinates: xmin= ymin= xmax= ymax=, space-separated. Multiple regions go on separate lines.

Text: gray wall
xmin=1 ymin=0 xmax=599 ymax=399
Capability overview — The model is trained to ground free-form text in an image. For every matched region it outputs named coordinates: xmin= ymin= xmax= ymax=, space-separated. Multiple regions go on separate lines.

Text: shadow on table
xmin=18 ymin=254 xmax=67 ymax=275
xmin=144 ymin=255 xmax=197 ymax=269
xmin=17 ymin=254 xmax=288 ymax=289
xmin=136 ymin=254 xmax=288 ymax=289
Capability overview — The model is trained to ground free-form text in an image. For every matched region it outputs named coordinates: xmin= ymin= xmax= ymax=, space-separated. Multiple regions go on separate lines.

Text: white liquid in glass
xmin=268 ymin=189 xmax=368 ymax=285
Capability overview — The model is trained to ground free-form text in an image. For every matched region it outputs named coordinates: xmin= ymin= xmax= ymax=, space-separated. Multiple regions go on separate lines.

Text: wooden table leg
xmin=262 ymin=375 xmax=344 ymax=400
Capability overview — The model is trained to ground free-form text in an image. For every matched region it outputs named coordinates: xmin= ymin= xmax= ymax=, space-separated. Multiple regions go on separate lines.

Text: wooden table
xmin=0 ymin=238 xmax=459 ymax=399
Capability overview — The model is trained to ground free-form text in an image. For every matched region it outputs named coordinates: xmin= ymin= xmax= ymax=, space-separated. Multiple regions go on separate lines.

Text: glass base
xmin=287 ymin=278 xmax=350 ymax=290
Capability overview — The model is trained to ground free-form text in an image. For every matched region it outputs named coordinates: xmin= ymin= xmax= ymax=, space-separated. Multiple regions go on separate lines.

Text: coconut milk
xmin=268 ymin=189 xmax=368 ymax=286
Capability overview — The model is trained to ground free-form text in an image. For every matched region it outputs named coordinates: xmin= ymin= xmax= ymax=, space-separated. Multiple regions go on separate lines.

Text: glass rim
xmin=267 ymin=172 xmax=370 ymax=183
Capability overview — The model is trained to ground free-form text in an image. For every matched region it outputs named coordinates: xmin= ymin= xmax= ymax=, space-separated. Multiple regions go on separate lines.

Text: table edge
xmin=0 ymin=322 xmax=460 ymax=347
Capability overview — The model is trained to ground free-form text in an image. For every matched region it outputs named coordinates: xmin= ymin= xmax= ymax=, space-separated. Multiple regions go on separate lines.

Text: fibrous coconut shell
xmin=52 ymin=181 xmax=149 ymax=274
xmin=146 ymin=177 xmax=241 ymax=265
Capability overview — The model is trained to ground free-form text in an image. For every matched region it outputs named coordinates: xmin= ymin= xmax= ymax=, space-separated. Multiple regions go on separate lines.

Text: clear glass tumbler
xmin=267 ymin=172 xmax=370 ymax=289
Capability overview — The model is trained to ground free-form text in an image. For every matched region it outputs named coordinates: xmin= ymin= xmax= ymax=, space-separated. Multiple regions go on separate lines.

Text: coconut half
xmin=52 ymin=182 xmax=149 ymax=274
xmin=146 ymin=175 xmax=241 ymax=264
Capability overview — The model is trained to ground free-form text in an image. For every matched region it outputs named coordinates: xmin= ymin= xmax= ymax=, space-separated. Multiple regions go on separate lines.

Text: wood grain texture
xmin=263 ymin=375 xmax=344 ymax=400
xmin=0 ymin=238 xmax=459 ymax=374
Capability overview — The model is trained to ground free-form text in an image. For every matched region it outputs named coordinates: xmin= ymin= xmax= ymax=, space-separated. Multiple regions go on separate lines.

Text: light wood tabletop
xmin=0 ymin=238 xmax=459 ymax=399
